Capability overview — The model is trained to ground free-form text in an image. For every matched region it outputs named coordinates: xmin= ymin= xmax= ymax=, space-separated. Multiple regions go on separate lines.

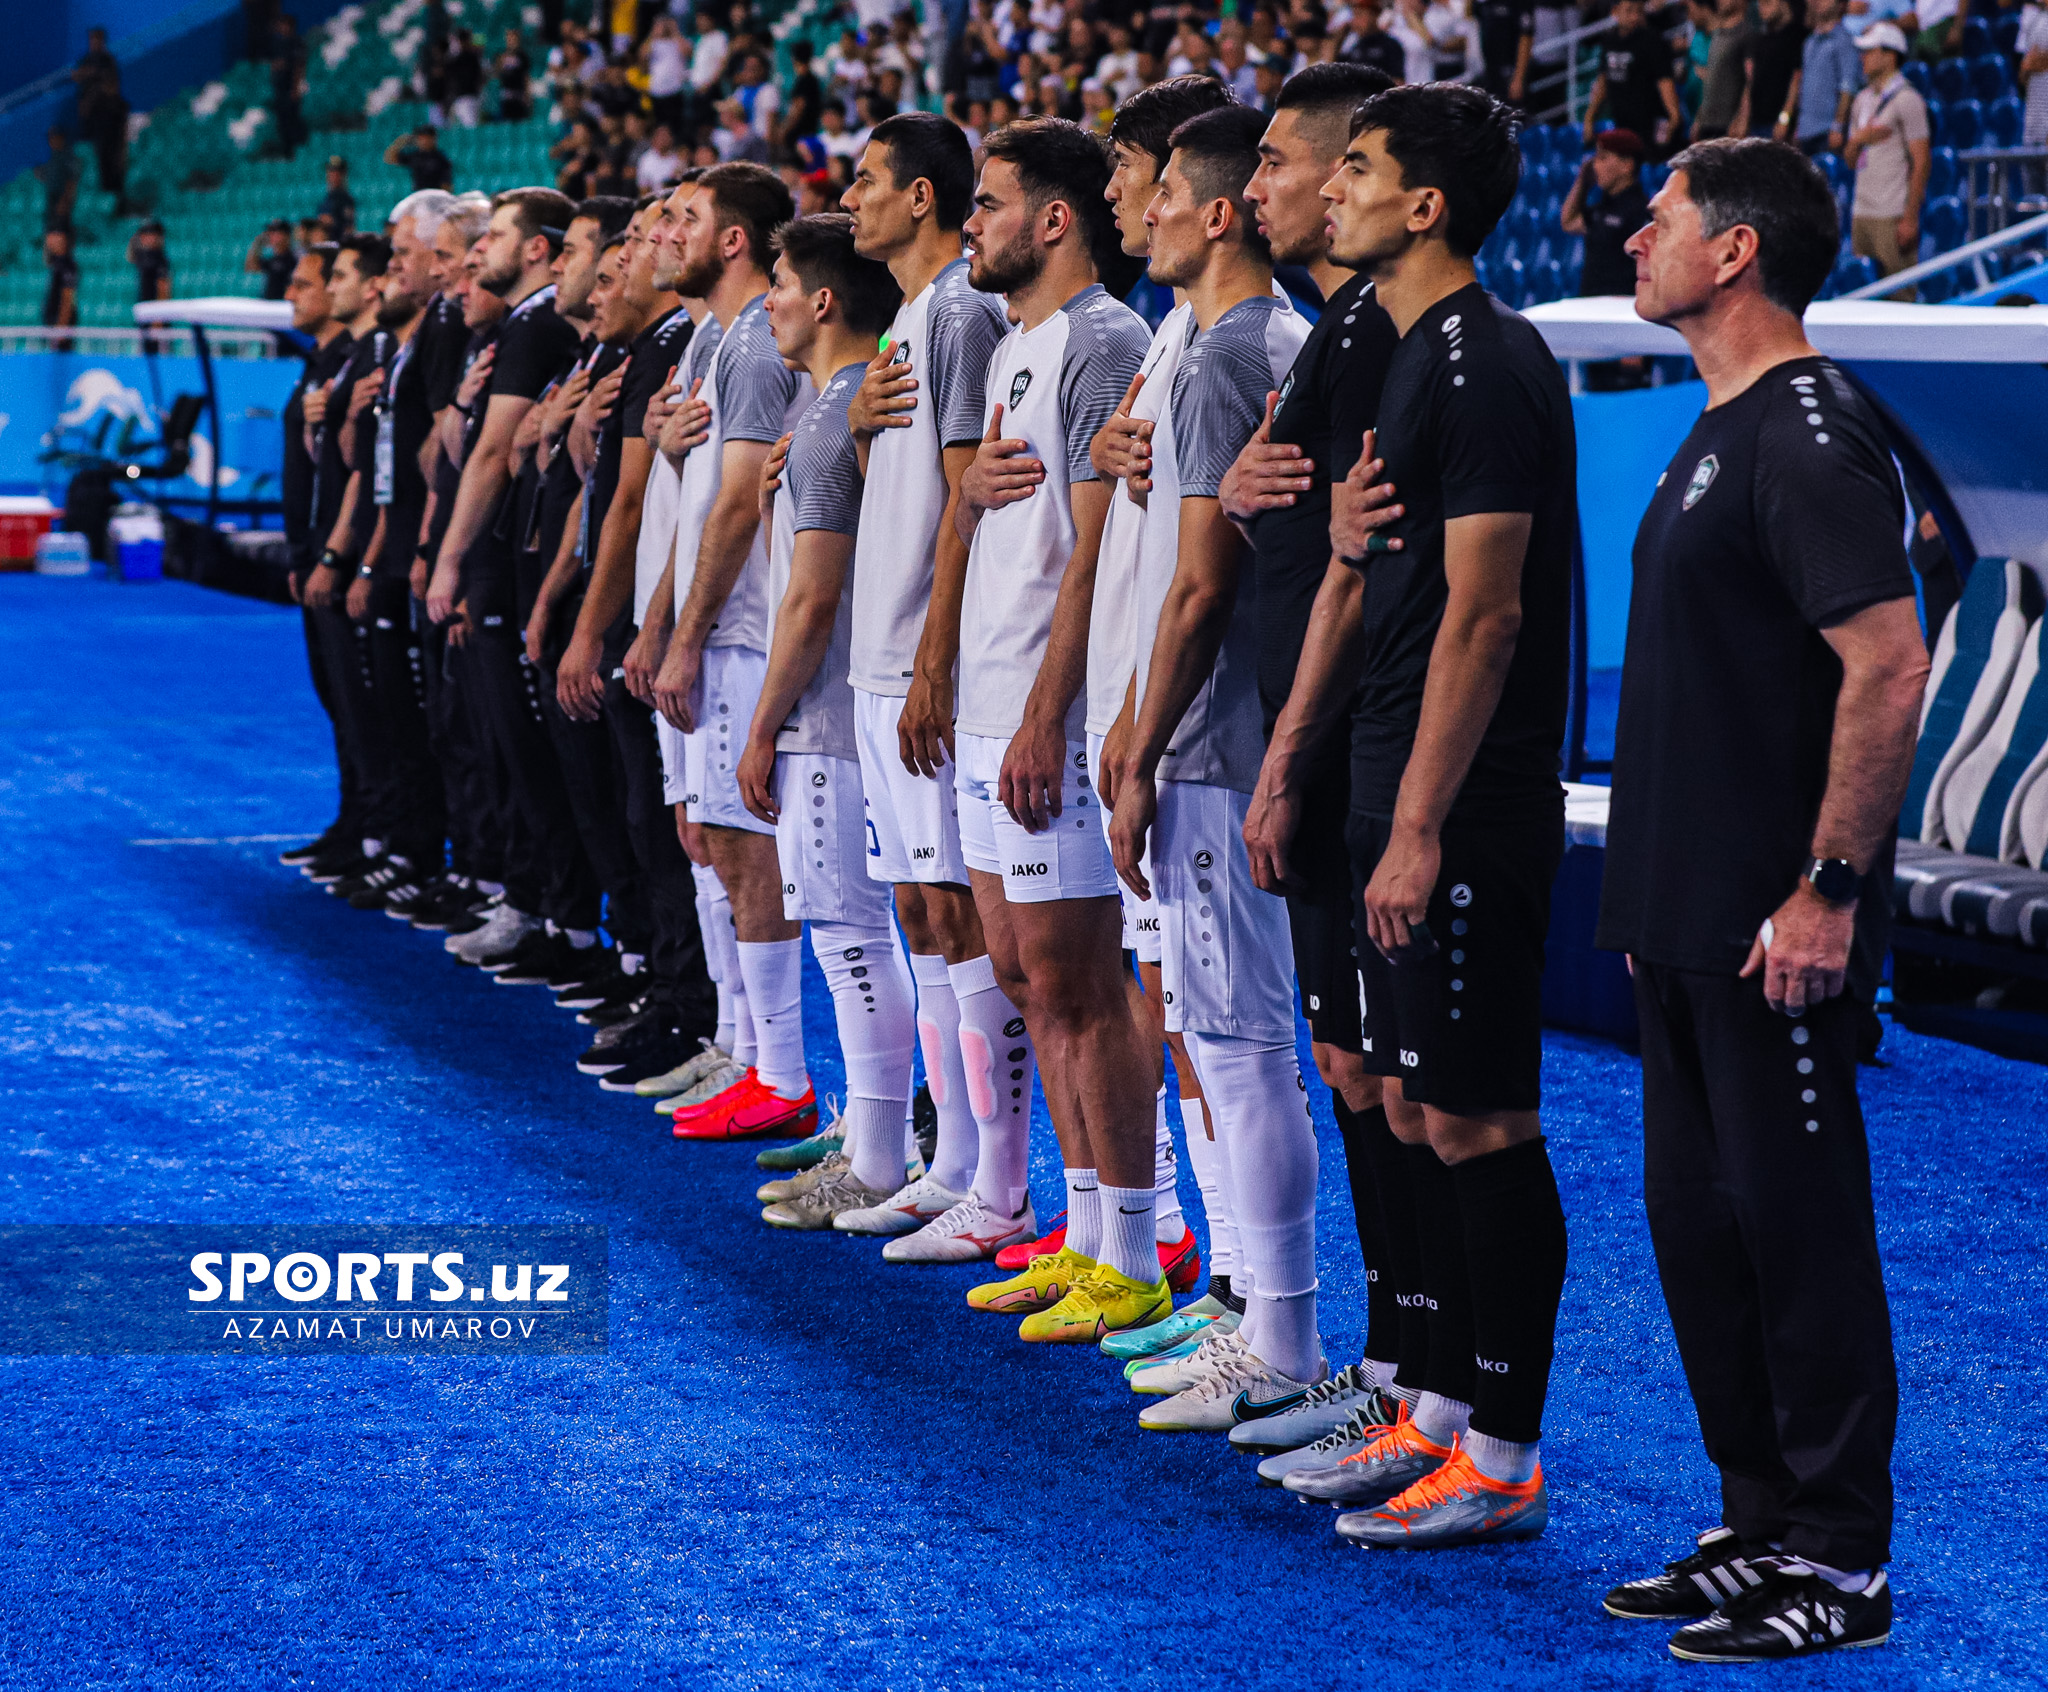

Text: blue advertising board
xmin=0 ymin=349 xmax=299 ymax=506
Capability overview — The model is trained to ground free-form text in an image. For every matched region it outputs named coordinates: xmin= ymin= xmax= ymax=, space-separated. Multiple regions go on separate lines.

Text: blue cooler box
xmin=116 ymin=539 xmax=164 ymax=582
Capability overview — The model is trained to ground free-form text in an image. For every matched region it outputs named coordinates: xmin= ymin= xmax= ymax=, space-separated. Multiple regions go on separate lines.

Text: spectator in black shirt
xmin=1562 ymin=127 xmax=1651 ymax=294
xmin=247 ymin=219 xmax=299 ymax=299
xmin=270 ymin=13 xmax=308 ymax=157
xmin=1585 ymin=0 xmax=1684 ymax=150
xmin=1341 ymin=19 xmax=1409 ymax=84
xmin=496 ymin=28 xmax=533 ymax=122
xmin=447 ymin=29 xmax=486 ymax=128
xmin=784 ymin=38 xmax=825 ymax=139
xmin=386 ymin=125 xmax=456 ymax=190
xmin=74 ymin=29 xmax=129 ymax=209
xmin=35 ymin=129 xmax=81 ymax=235
xmin=1319 ymin=82 xmax=1572 ymax=1548
xmin=1475 ymin=0 xmax=1536 ymax=104
xmin=319 ymin=156 xmax=358 ymax=234
xmin=1596 ymin=138 xmax=1927 ymax=1663
xmin=131 ymin=219 xmax=173 ymax=349
xmin=1736 ymin=0 xmax=1807 ymax=139
xmin=41 ymin=229 xmax=79 ymax=348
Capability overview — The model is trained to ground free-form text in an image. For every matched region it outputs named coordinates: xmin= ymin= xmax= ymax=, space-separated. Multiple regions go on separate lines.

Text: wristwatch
xmin=1804 ymin=857 xmax=1861 ymax=907
xmin=356 ymin=561 xmax=375 ymax=580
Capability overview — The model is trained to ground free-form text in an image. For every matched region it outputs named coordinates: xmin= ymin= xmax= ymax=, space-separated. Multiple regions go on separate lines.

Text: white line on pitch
xmin=129 ymin=834 xmax=305 ymax=847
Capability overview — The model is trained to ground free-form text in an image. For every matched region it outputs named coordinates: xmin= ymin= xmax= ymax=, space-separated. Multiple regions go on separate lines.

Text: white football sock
xmin=693 ymin=864 xmax=727 ymax=1049
xmin=1153 ymin=1086 xmax=1187 ymax=1244
xmin=1413 ymin=1392 xmax=1472 ymax=1446
xmin=1063 ymin=1167 xmax=1101 ymax=1261
xmin=949 ymin=953 xmax=1035 ymax=1215
xmin=1098 ymin=1182 xmax=1157 ymax=1284
xmin=1464 ymin=1429 xmax=1540 ymax=1485
xmin=1177 ymin=1094 xmax=1234 ymax=1280
xmin=735 ymin=937 xmax=806 ymax=1097
xmin=1189 ymin=1031 xmax=1320 ymax=1373
xmin=910 ymin=951 xmax=977 ymax=1193
xmin=808 ymin=923 xmax=914 ymax=1189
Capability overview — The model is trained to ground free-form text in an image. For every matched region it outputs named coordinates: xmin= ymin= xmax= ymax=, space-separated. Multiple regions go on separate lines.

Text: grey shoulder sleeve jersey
xmin=1172 ymin=296 xmax=1285 ymax=500
xmin=714 ymin=301 xmax=795 ymax=442
xmin=1056 ymin=285 xmax=1152 ymax=484
xmin=924 ymin=266 xmax=1011 ymax=449
xmin=789 ymin=363 xmax=865 ymax=536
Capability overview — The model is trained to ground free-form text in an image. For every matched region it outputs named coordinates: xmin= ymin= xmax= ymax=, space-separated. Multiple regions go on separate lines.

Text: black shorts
xmin=1286 ymin=762 xmax=1363 ymax=1052
xmin=1347 ymin=808 xmax=1563 ymax=1115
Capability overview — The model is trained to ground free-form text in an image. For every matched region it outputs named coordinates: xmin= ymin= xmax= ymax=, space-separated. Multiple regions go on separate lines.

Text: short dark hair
xmin=308 ymin=242 xmax=340 ymax=282
xmin=980 ymin=118 xmax=1138 ymax=292
xmin=1167 ymin=104 xmax=1272 ymax=259
xmin=339 ymin=231 xmax=392 ymax=276
xmin=1667 ymin=136 xmax=1839 ymax=314
xmin=774 ymin=212 xmax=905 ymax=338
xmin=699 ymin=161 xmax=797 ymax=267
xmin=1348 ymin=83 xmax=1520 ymax=258
xmin=869 ymin=110 xmax=976 ymax=229
xmin=493 ymin=185 xmax=576 ymax=248
xmin=574 ymin=195 xmax=638 ymax=241
xmin=1107 ymin=75 xmax=1235 ymax=170
xmin=1277 ymin=62 xmax=1398 ymax=155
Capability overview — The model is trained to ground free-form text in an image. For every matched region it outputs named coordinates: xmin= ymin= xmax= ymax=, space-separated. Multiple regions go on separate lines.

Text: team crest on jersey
xmin=1010 ymin=368 xmax=1034 ymax=408
xmin=1682 ymin=454 xmax=1720 ymax=510
xmin=891 ymin=340 xmax=912 ymax=365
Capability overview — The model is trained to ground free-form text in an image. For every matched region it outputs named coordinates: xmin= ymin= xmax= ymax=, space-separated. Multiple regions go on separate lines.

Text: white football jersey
xmin=671 ymin=294 xmax=809 ymax=651
xmin=848 ymin=257 xmax=1009 ymax=698
xmin=1085 ymin=298 xmax=1193 ymax=739
xmin=1133 ymin=293 xmax=1308 ymax=792
xmin=957 ymin=284 xmax=1150 ymax=741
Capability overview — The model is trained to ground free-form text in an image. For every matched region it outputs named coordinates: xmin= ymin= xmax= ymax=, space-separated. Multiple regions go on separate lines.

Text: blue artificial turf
xmin=1 ymin=574 xmax=2045 ymax=1691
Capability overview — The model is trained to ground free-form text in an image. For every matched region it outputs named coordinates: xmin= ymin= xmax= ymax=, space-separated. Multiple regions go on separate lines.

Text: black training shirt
xmin=318 ymin=329 xmax=379 ymax=549
xmin=463 ymin=288 xmax=579 ymax=599
xmin=417 ymin=294 xmax=472 ymax=416
xmin=1579 ymin=182 xmax=1649 ymax=297
xmin=1349 ymin=284 xmax=1574 ymax=823
xmin=589 ymin=305 xmax=693 ymax=549
xmin=1600 ymin=25 xmax=1673 ymax=137
xmin=283 ymin=330 xmax=355 ymax=558
xmin=1476 ymin=0 xmax=1534 ymax=70
xmin=1596 ymin=357 xmax=1914 ymax=994
xmin=1247 ymin=272 xmax=1399 ymax=735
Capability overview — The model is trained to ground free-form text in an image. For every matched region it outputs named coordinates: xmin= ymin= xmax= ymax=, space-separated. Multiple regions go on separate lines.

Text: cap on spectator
xmin=1595 ymin=128 xmax=1644 ymax=160
xmin=1854 ymin=21 xmax=1908 ymax=56
xmin=326 ymin=154 xmax=348 ymax=171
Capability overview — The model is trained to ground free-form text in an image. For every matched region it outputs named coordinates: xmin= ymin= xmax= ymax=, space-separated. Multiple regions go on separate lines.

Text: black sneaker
xmin=547 ymin=942 xmax=615 ymax=994
xmin=1603 ymin=1528 xmax=1780 ymax=1621
xmin=279 ymin=824 xmax=351 ymax=866
xmin=577 ymin=982 xmax=649 ymax=1026
xmin=306 ymin=846 xmax=376 ymax=885
xmin=349 ymin=861 xmax=422 ymax=911
xmin=391 ymin=876 xmax=463 ymax=928
xmin=435 ymin=888 xmax=498 ymax=936
xmin=1666 ymin=1565 xmax=1891 ymax=1663
xmin=575 ymin=1008 xmax=674 ymax=1073
xmin=495 ymin=931 xmax=584 ymax=987
xmin=329 ymin=855 xmax=399 ymax=900
xmin=479 ymin=926 xmax=556 ymax=976
xmin=595 ymin=1030 xmax=695 ymax=1091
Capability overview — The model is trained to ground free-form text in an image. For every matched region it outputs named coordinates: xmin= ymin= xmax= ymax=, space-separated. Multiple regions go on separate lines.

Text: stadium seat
xmin=1944 ymin=97 xmax=1984 ymax=149
xmin=1901 ymin=557 xmax=2044 ymax=845
xmin=1528 ymin=258 xmax=1566 ymax=304
xmin=1995 ymin=11 xmax=2023 ymax=56
xmin=1550 ymin=126 xmax=1584 ymax=167
xmin=1520 ymin=125 xmax=1552 ymax=170
xmin=1509 ymin=198 xmax=1543 ymax=250
xmin=1928 ymin=144 xmax=1958 ymax=197
xmin=1494 ymin=255 xmax=1527 ymax=308
xmin=1903 ymin=59 xmax=1935 ymax=99
xmin=1989 ymin=92 xmax=2024 ymax=147
xmin=1970 ymin=52 xmax=2012 ymax=102
xmin=1815 ymin=150 xmax=1848 ymax=192
xmin=1933 ymin=56 xmax=1970 ymax=105
xmin=1961 ymin=14 xmax=1991 ymax=57
xmin=1923 ymin=194 xmax=1969 ymax=253
xmin=1926 ymin=624 xmax=2048 ymax=936
xmin=1831 ymin=252 xmax=1880 ymax=294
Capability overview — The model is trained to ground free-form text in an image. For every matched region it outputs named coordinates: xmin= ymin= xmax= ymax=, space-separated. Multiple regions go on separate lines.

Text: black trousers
xmin=300 ymin=600 xmax=366 ymax=834
xmin=1635 ymin=962 xmax=1898 ymax=1570
xmin=416 ymin=603 xmax=503 ymax=884
xmin=537 ymin=629 xmax=653 ymax=959
xmin=599 ymin=619 xmax=714 ymax=1027
xmin=358 ymin=578 xmax=445 ymax=868
xmin=469 ymin=619 xmax=601 ymax=930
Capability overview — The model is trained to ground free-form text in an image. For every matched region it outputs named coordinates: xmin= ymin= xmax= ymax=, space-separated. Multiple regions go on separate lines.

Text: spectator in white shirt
xmin=2020 ymin=2 xmax=2048 ymax=144
xmin=637 ymin=124 xmax=684 ymax=189
xmin=690 ymin=9 xmax=730 ymax=94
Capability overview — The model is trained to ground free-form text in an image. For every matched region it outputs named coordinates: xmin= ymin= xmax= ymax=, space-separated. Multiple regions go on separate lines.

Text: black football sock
xmin=1333 ymin=1098 xmax=1402 ymax=1379
xmin=1404 ymin=1140 xmax=1477 ymax=1415
xmin=1454 ymin=1135 xmax=1568 ymax=1449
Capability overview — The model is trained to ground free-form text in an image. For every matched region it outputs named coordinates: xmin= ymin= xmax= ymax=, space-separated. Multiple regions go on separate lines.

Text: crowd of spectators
xmin=31 ymin=0 xmax=2048 ymax=333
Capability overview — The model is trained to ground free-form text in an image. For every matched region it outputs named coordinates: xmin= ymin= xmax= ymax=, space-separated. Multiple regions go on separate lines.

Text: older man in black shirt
xmin=1597 ymin=138 xmax=1927 ymax=1664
